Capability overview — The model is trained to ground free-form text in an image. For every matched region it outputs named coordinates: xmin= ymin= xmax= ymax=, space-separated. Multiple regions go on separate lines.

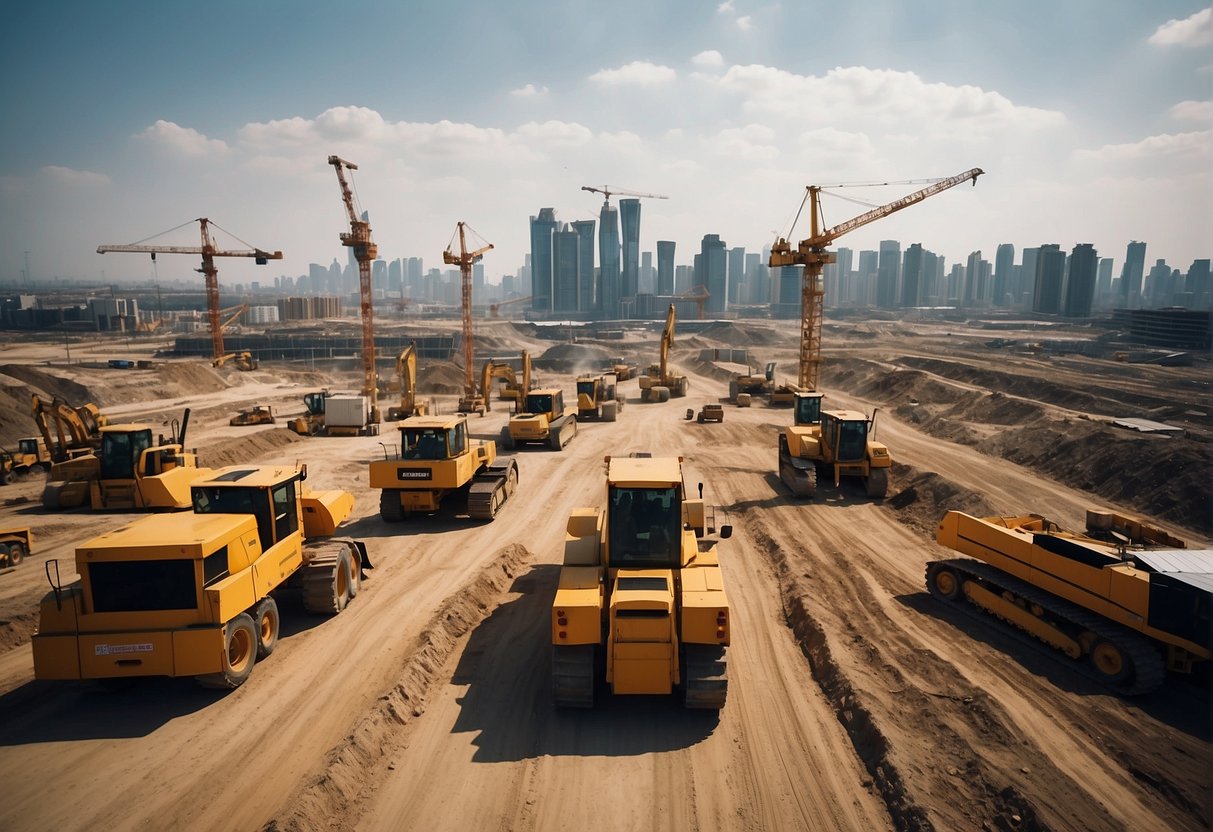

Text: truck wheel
xmin=5 ymin=542 xmax=24 ymax=566
xmin=1089 ymin=638 xmax=1133 ymax=684
xmin=499 ymin=426 xmax=516 ymax=451
xmin=302 ymin=547 xmax=353 ymax=614
xmin=602 ymin=401 xmax=618 ymax=422
xmin=927 ymin=564 xmax=962 ymax=602
xmin=865 ymin=468 xmax=889 ymax=499
xmin=199 ymin=613 xmax=257 ymax=689
xmin=379 ymin=490 xmax=405 ymax=522
xmin=253 ymin=597 xmax=280 ymax=659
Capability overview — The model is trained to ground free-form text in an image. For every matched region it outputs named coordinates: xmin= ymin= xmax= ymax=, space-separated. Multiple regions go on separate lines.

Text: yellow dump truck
xmin=931 ymin=509 xmax=1211 ymax=694
xmin=551 ymin=455 xmax=733 ymax=709
xmin=0 ymin=526 xmax=32 ymax=568
xmin=503 ymin=389 xmax=578 ymax=450
xmin=33 ymin=464 xmax=370 ymax=689
xmin=370 ymin=413 xmax=519 ymax=521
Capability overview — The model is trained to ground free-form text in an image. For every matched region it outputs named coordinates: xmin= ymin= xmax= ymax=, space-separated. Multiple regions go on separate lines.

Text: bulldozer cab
xmin=821 ymin=412 xmax=868 ymax=463
xmin=400 ymin=421 xmax=467 ymax=461
xmin=793 ymin=392 xmax=824 ymax=427
xmin=191 ymin=469 xmax=302 ymax=550
xmin=576 ymin=378 xmax=598 ymax=401
xmin=525 ymin=390 xmax=562 ymax=417
xmin=303 ymin=392 xmax=327 ymax=416
xmin=99 ymin=428 xmax=154 ymax=480
xmin=18 ymin=438 xmax=40 ymax=457
xmin=608 ymin=485 xmax=682 ymax=568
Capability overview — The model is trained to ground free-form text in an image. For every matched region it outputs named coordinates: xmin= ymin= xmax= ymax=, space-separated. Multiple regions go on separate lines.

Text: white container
xmin=325 ymin=395 xmax=369 ymax=427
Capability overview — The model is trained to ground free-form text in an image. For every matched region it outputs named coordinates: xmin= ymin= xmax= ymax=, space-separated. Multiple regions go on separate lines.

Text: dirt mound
xmin=418 ymin=362 xmax=465 ymax=395
xmin=535 ymin=342 xmax=612 ymax=373
xmin=886 ymin=464 xmax=1000 ymax=534
xmin=196 ymin=428 xmax=305 ymax=468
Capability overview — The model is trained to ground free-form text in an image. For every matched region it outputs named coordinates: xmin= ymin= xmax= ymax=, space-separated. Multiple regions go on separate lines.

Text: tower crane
xmin=444 ymin=222 xmax=494 ymax=415
xmin=97 ymin=219 xmax=281 ymax=364
xmin=328 ymin=155 xmax=380 ymax=420
xmin=581 ymin=185 xmax=669 ymax=203
xmin=770 ymin=167 xmax=983 ymax=391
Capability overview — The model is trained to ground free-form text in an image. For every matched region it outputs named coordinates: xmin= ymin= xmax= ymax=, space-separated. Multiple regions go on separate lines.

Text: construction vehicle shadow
xmin=450 ymin=564 xmax=719 ymax=763
xmin=896 ymin=591 xmax=1212 ymax=740
xmin=342 ymin=509 xmax=498 ymax=538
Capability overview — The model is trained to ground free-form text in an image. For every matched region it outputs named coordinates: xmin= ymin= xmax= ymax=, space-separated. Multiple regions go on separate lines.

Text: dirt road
xmin=0 ymin=320 xmax=1207 ymax=831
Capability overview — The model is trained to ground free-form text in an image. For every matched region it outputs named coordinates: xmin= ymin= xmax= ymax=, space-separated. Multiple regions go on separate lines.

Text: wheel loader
xmin=370 ymin=413 xmax=519 ymax=521
xmin=576 ymin=373 xmax=622 ymax=422
xmin=930 ymin=509 xmax=1211 ymax=695
xmin=551 ymin=455 xmax=733 ymax=709
xmin=777 ymin=391 xmax=890 ymax=499
xmin=32 ymin=464 xmax=370 ymax=689
xmin=503 ymin=389 xmax=578 ymax=450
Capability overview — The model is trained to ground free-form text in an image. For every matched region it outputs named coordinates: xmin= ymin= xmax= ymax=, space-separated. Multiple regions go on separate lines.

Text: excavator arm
xmin=398 ymin=343 xmax=418 ymax=414
xmin=660 ymin=304 xmax=676 ymax=382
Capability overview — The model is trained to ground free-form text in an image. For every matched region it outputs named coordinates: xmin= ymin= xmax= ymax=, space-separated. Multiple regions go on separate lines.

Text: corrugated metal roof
xmin=1111 ymin=418 xmax=1184 ymax=435
xmin=1136 ymin=549 xmax=1213 ymax=593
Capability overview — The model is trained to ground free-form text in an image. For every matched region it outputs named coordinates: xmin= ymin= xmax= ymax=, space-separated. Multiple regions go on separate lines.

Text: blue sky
xmin=2 ymin=1 xmax=1209 ymax=287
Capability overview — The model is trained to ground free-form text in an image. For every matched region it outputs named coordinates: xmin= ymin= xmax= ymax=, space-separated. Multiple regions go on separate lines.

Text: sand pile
xmin=535 ymin=343 xmax=612 ymax=372
xmin=196 ymin=428 xmax=305 ymax=469
xmin=418 ymin=362 xmax=466 ymax=395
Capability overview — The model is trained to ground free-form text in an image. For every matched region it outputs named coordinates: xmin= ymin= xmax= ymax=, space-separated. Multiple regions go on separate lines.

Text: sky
xmin=1 ymin=1 xmax=1210 ymax=289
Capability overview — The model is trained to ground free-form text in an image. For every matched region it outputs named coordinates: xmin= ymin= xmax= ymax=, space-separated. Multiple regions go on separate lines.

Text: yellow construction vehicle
xmin=638 ymin=304 xmax=689 ymax=402
xmin=370 ymin=413 xmax=519 ymax=521
xmin=576 ymin=372 xmax=623 ymax=422
xmin=931 ymin=509 xmax=1211 ymax=695
xmin=551 ymin=454 xmax=733 ymax=708
xmin=0 ymin=526 xmax=32 ymax=568
xmin=32 ymin=394 xmax=107 ymax=462
xmin=287 ymin=391 xmax=379 ymax=437
xmin=696 ymin=404 xmax=724 ymax=423
xmin=728 ymin=362 xmax=773 ymax=404
xmin=11 ymin=437 xmax=51 ymax=473
xmin=41 ymin=408 xmax=214 ymax=511
xmin=213 ymin=351 xmax=259 ymax=371
xmin=478 ymin=351 xmax=532 ymax=414
xmin=777 ymin=392 xmax=890 ymax=498
xmin=229 ymin=405 xmax=275 ymax=426
xmin=503 ymin=389 xmax=578 ymax=450
xmin=32 ymin=464 xmax=369 ymax=689
xmin=605 ymin=358 xmax=637 ymax=381
xmin=385 ymin=343 xmax=431 ymax=421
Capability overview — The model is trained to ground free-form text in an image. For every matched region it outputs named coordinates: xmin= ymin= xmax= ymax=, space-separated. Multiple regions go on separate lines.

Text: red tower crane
xmin=328 ymin=155 xmax=380 ymax=419
xmin=770 ymin=168 xmax=983 ymax=390
xmin=444 ymin=222 xmax=493 ymax=414
xmin=97 ymin=218 xmax=281 ymax=363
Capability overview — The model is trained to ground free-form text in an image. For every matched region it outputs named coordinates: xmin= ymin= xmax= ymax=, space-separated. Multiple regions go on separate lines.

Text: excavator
xmin=771 ymin=167 xmax=983 ymax=499
xmin=213 ymin=351 xmax=259 ymax=371
xmin=32 ymin=394 xmax=107 ymax=462
xmin=385 ymin=342 xmax=431 ymax=421
xmin=481 ymin=352 xmax=531 ymax=413
xmin=638 ymin=304 xmax=689 ymax=402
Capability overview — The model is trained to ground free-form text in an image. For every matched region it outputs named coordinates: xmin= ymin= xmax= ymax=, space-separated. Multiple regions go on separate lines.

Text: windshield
xmin=401 ymin=427 xmax=449 ymax=460
xmin=794 ymin=394 xmax=822 ymax=426
xmin=608 ymin=486 xmax=681 ymax=568
xmin=576 ymin=381 xmax=595 ymax=397
xmin=835 ymin=419 xmax=868 ymax=462
xmin=192 ymin=485 xmax=273 ymax=546
xmin=18 ymin=438 xmax=37 ymax=455
xmin=526 ymin=394 xmax=553 ymax=415
xmin=100 ymin=429 xmax=153 ymax=479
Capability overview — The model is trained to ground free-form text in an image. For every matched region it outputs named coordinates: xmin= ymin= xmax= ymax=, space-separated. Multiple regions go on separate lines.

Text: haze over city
xmin=1 ymin=1 xmax=1210 ymax=287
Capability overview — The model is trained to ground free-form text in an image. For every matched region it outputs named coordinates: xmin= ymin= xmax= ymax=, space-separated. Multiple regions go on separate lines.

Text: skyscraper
xmin=1020 ymin=248 xmax=1039 ymax=310
xmin=598 ymin=202 xmax=620 ymax=317
xmin=1120 ymin=241 xmax=1146 ymax=309
xmin=728 ymin=246 xmax=746 ymax=305
xmin=572 ymin=220 xmax=596 ymax=312
xmin=552 ymin=224 xmax=580 ymax=313
xmin=1033 ymin=244 xmax=1065 ymax=314
xmin=529 ymin=208 xmax=558 ymax=313
xmin=699 ymin=234 xmax=728 ymax=314
xmin=619 ymin=198 xmax=641 ymax=301
xmin=876 ymin=240 xmax=900 ymax=308
xmin=993 ymin=243 xmax=1015 ymax=307
xmin=963 ymin=250 xmax=985 ymax=307
xmin=656 ymin=241 xmax=675 ymax=295
xmin=1064 ymin=243 xmax=1097 ymax=317
xmin=1096 ymin=257 xmax=1114 ymax=309
xmin=901 ymin=243 xmax=924 ymax=307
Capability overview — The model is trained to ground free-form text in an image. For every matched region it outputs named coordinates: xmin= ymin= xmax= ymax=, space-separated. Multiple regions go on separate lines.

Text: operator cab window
xmin=526 ymin=394 xmax=553 ymax=415
xmin=449 ymin=422 xmax=467 ymax=456
xmin=272 ymin=481 xmax=298 ymax=542
xmin=609 ymin=487 xmax=681 ymax=568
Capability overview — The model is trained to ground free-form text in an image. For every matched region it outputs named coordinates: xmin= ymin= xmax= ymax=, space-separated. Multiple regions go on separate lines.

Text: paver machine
xmin=551 ymin=455 xmax=733 ymax=709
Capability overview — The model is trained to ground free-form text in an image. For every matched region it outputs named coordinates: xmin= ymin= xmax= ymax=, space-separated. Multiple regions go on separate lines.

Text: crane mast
xmin=443 ymin=222 xmax=493 ymax=414
xmin=97 ymin=218 xmax=282 ymax=363
xmin=328 ymin=155 xmax=380 ymax=412
xmin=770 ymin=167 xmax=983 ymax=390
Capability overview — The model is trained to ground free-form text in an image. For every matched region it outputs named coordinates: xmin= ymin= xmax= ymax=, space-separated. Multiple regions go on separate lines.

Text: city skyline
xmin=2 ymin=2 xmax=1210 ymax=287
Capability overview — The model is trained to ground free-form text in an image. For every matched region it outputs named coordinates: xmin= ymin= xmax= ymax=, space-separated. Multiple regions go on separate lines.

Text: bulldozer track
xmin=552 ymin=644 xmax=595 ymax=708
xmin=683 ymin=644 xmax=728 ymax=709
xmin=926 ymin=558 xmax=1167 ymax=695
xmin=467 ymin=458 xmax=518 ymax=521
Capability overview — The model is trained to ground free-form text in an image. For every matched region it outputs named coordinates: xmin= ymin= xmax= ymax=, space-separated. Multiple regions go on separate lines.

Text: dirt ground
xmin=0 ymin=316 xmax=1208 ymax=832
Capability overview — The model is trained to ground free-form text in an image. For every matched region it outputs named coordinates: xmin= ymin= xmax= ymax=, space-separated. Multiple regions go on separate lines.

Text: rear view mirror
xmin=720 ymin=524 xmax=732 ymax=539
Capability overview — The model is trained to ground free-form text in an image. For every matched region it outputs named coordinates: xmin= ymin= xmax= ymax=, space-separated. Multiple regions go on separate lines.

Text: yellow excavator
xmin=386 ymin=342 xmax=431 ymax=421
xmin=932 ymin=509 xmax=1210 ymax=694
xmin=32 ymin=394 xmax=107 ymax=462
xmin=212 ymin=351 xmax=259 ymax=371
xmin=638 ymin=304 xmax=689 ymax=402
xmin=481 ymin=352 xmax=531 ymax=413
xmin=551 ymin=455 xmax=733 ymax=708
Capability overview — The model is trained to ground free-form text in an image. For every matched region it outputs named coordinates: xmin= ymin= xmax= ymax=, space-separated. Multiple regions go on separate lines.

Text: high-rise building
xmin=856 ymin=250 xmax=878 ymax=306
xmin=598 ymin=202 xmax=620 ymax=317
xmin=1064 ymin=243 xmax=1097 ymax=317
xmin=1184 ymin=259 xmax=1211 ymax=309
xmin=744 ymin=252 xmax=761 ymax=305
xmin=876 ymin=240 xmax=900 ymax=308
xmin=776 ymin=265 xmax=800 ymax=314
xmin=1019 ymin=248 xmax=1039 ymax=310
xmin=1033 ymin=244 xmax=1065 ymax=314
xmin=1144 ymin=259 xmax=1175 ymax=308
xmin=727 ymin=246 xmax=746 ymax=306
xmin=1096 ymin=257 xmax=1114 ymax=309
xmin=993 ymin=243 xmax=1015 ymax=307
xmin=1120 ymin=241 xmax=1146 ymax=309
xmin=830 ymin=247 xmax=854 ymax=309
xmin=901 ymin=243 xmax=924 ymax=307
xmin=619 ymin=198 xmax=641 ymax=301
xmin=922 ymin=250 xmax=941 ymax=304
xmin=699 ymin=234 xmax=728 ymax=314
xmin=963 ymin=251 xmax=985 ymax=307
xmin=675 ymin=264 xmax=693 ymax=295
xmin=572 ymin=220 xmax=596 ymax=312
xmin=657 ymin=240 xmax=675 ymax=295
xmin=529 ymin=208 xmax=558 ymax=313
xmin=552 ymin=224 xmax=580 ymax=313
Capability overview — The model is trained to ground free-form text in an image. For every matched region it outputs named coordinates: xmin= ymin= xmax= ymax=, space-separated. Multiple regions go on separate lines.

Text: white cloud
xmin=1073 ymin=130 xmax=1212 ymax=165
xmin=692 ymin=50 xmax=724 ymax=67
xmin=41 ymin=166 xmax=110 ymax=186
xmin=515 ymin=120 xmax=594 ymax=147
xmin=588 ymin=60 xmax=677 ymax=87
xmin=135 ymin=120 xmax=229 ymax=156
xmin=510 ymin=83 xmax=549 ymax=98
xmin=717 ymin=1 xmax=734 ymax=12
xmin=1148 ymin=7 xmax=1213 ymax=47
xmin=737 ymin=15 xmax=754 ymax=31
xmin=1170 ymin=99 xmax=1213 ymax=121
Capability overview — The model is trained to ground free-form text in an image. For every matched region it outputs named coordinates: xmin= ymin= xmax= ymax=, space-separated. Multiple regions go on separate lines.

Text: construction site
xmin=0 ymin=167 xmax=1208 ymax=832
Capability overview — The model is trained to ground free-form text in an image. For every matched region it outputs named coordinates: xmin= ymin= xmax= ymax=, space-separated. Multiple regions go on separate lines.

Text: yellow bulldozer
xmin=1 ymin=437 xmax=51 ymax=483
xmin=33 ymin=463 xmax=369 ymax=689
xmin=638 ymin=304 xmax=689 ymax=402
xmin=777 ymin=391 xmax=890 ymax=499
xmin=229 ymin=405 xmax=276 ymax=426
xmin=370 ymin=413 xmax=519 ymax=521
xmin=575 ymin=372 xmax=622 ymax=422
xmin=551 ymin=454 xmax=733 ymax=709
xmin=502 ymin=388 xmax=578 ymax=450
xmin=931 ymin=509 xmax=1210 ymax=695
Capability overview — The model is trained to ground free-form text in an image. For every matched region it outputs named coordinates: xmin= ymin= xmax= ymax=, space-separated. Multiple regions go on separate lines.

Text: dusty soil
xmin=0 ymin=316 xmax=1208 ymax=832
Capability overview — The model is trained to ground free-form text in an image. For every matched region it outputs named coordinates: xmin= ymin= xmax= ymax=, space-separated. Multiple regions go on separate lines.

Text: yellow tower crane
xmin=97 ymin=219 xmax=281 ymax=364
xmin=444 ymin=222 xmax=494 ymax=415
xmin=328 ymin=155 xmax=381 ymax=422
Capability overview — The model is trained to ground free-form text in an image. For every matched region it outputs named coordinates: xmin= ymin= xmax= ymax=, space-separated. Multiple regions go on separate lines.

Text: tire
xmin=379 ymin=489 xmax=405 ymax=522
xmin=1089 ymin=638 xmax=1133 ymax=684
xmin=302 ymin=547 xmax=353 ymax=614
xmin=697 ymin=413 xmax=705 ymax=423
xmin=651 ymin=386 xmax=670 ymax=403
xmin=927 ymin=564 xmax=962 ymax=602
xmin=6 ymin=542 xmax=24 ymax=567
xmin=866 ymin=468 xmax=889 ymax=499
xmin=602 ymin=401 xmax=618 ymax=422
xmin=348 ymin=549 xmax=362 ymax=598
xmin=198 ymin=613 xmax=257 ymax=689
xmin=676 ymin=378 xmax=689 ymax=397
xmin=253 ymin=596 xmax=280 ymax=660
xmin=499 ymin=426 xmax=516 ymax=451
